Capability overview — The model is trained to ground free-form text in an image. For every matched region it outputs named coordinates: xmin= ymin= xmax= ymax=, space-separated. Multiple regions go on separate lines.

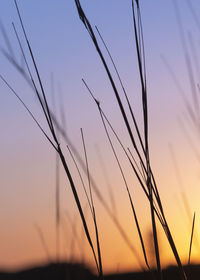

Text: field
xmin=1 ymin=1 xmax=200 ymax=279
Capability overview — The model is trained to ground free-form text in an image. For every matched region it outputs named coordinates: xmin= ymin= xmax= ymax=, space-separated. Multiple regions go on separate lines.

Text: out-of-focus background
xmin=1 ymin=0 xmax=200 ymax=274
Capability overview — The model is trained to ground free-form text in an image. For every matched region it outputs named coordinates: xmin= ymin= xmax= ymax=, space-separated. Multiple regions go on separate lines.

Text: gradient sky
xmin=1 ymin=0 xmax=200 ymax=274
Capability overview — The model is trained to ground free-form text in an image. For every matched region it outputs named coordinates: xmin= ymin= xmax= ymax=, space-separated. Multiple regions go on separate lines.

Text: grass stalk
xmin=74 ymin=0 xmax=147 ymax=174
xmin=14 ymin=0 xmax=56 ymax=138
xmin=1 ymin=35 xmax=145 ymax=266
xmin=95 ymin=26 xmax=146 ymax=157
xmin=81 ymin=128 xmax=103 ymax=279
xmin=188 ymin=212 xmax=196 ymax=265
xmin=9 ymin=1 xmax=102 ymax=275
xmin=1 ymin=2 xmax=192 ymax=279
xmin=133 ymin=2 xmax=186 ymax=279
xmin=83 ymin=79 xmax=151 ymax=270
xmin=57 ymin=145 xmax=100 ymax=274
xmin=55 ymin=152 xmax=60 ymax=263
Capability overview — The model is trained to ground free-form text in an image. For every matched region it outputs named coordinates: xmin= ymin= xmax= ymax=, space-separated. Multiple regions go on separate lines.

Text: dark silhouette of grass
xmin=75 ymin=1 xmax=187 ymax=278
xmin=1 ymin=1 xmax=199 ymax=279
xmin=81 ymin=128 xmax=103 ymax=278
xmin=188 ymin=213 xmax=195 ymax=266
xmin=4 ymin=0 xmax=102 ymax=277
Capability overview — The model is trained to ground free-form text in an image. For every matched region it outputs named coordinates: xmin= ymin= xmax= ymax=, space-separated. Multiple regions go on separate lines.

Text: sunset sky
xmin=1 ymin=0 xmax=200 ymax=274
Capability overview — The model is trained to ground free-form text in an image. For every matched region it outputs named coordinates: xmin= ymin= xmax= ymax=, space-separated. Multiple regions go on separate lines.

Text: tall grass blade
xmin=1 ymin=32 xmax=145 ymax=266
xmin=81 ymin=128 xmax=103 ymax=278
xmin=55 ymin=152 xmax=60 ymax=263
xmin=12 ymin=1 xmax=101 ymax=273
xmin=3 ymin=2 xmax=189 ymax=278
xmin=82 ymin=79 xmax=165 ymax=228
xmin=74 ymin=0 xmax=146 ymax=174
xmin=67 ymin=145 xmax=93 ymax=213
xmin=132 ymin=2 xmax=188 ymax=279
xmin=14 ymin=0 xmax=56 ymax=139
xmin=0 ymin=75 xmax=58 ymax=151
xmin=95 ymin=26 xmax=145 ymax=157
xmin=133 ymin=4 xmax=162 ymax=277
xmin=82 ymin=80 xmax=150 ymax=270
xmin=11 ymin=20 xmax=54 ymax=136
xmin=57 ymin=145 xmax=100 ymax=274
xmin=188 ymin=212 xmax=196 ymax=265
